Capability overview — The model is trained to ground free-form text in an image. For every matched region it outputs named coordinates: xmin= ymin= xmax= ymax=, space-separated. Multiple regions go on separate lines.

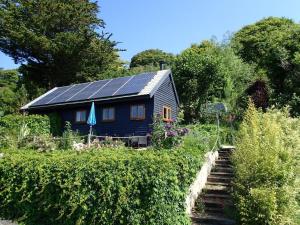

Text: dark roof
xmin=22 ymin=69 xmax=179 ymax=110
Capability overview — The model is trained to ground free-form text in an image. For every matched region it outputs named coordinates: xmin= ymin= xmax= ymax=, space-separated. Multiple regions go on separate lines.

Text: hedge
xmin=0 ymin=127 xmax=215 ymax=225
xmin=232 ymin=103 xmax=300 ymax=224
xmin=0 ymin=114 xmax=50 ymax=135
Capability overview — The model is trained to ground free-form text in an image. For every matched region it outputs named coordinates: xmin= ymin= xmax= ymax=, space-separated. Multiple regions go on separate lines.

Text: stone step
xmin=214 ymin=164 xmax=233 ymax=169
xmin=212 ymin=167 xmax=234 ymax=173
xmin=202 ymin=198 xmax=233 ymax=209
xmin=204 ymin=184 xmax=230 ymax=193
xmin=191 ymin=215 xmax=236 ymax=225
xmin=201 ymin=193 xmax=231 ymax=201
xmin=218 ymin=156 xmax=230 ymax=160
xmin=218 ymin=153 xmax=231 ymax=157
xmin=207 ymin=176 xmax=232 ymax=183
xmin=218 ymin=150 xmax=231 ymax=154
xmin=204 ymin=206 xmax=224 ymax=215
xmin=210 ymin=172 xmax=234 ymax=177
xmin=206 ymin=182 xmax=231 ymax=187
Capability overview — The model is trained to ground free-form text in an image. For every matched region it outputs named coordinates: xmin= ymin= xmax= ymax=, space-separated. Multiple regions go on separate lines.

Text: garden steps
xmin=191 ymin=147 xmax=236 ymax=225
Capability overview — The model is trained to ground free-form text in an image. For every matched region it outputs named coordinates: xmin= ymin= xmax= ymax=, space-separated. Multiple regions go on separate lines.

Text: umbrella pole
xmin=88 ymin=125 xmax=92 ymax=147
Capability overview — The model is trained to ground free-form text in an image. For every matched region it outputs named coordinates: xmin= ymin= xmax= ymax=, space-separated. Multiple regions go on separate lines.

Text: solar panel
xmin=31 ymin=86 xmax=71 ymax=106
xmin=92 ymin=76 xmax=131 ymax=99
xmin=114 ymin=72 xmax=155 ymax=96
xmin=48 ymin=83 xmax=90 ymax=104
xmin=68 ymin=79 xmax=110 ymax=102
xmin=28 ymin=71 xmax=160 ymax=108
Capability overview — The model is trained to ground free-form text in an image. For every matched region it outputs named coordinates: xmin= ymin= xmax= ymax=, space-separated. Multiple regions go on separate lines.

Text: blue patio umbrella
xmin=87 ymin=102 xmax=96 ymax=145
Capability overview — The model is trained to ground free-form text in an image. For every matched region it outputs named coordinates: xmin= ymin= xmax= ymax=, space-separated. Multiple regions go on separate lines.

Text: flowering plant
xmin=151 ymin=114 xmax=189 ymax=149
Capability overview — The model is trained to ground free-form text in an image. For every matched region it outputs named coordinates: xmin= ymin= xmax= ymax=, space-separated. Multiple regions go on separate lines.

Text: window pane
xmin=131 ymin=105 xmax=137 ymax=118
xmin=76 ymin=112 xmax=81 ymax=121
xmin=82 ymin=111 xmax=86 ymax=121
xmin=109 ymin=108 xmax=114 ymax=120
xmin=103 ymin=108 xmax=114 ymax=121
xmin=138 ymin=105 xmax=144 ymax=118
xmin=76 ymin=111 xmax=86 ymax=122
xmin=164 ymin=108 xmax=167 ymax=119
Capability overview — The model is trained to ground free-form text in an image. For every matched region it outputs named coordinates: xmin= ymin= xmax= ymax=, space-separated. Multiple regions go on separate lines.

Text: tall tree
xmin=130 ymin=49 xmax=174 ymax=69
xmin=0 ymin=0 xmax=120 ymax=97
xmin=232 ymin=17 xmax=300 ymax=115
xmin=0 ymin=69 xmax=27 ymax=115
xmin=173 ymin=41 xmax=254 ymax=122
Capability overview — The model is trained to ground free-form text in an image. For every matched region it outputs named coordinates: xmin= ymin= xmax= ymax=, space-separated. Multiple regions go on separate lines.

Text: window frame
xmin=130 ymin=104 xmax=146 ymax=121
xmin=74 ymin=109 xmax=87 ymax=124
xmin=163 ymin=106 xmax=172 ymax=122
xmin=102 ymin=107 xmax=115 ymax=122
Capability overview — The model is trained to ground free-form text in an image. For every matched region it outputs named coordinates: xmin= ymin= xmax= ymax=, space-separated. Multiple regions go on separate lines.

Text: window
xmin=102 ymin=107 xmax=115 ymax=121
xmin=75 ymin=110 xmax=87 ymax=123
xmin=163 ymin=106 xmax=172 ymax=121
xmin=130 ymin=104 xmax=145 ymax=120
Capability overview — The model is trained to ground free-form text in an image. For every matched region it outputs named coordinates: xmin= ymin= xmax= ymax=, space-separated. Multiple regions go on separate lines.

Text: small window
xmin=102 ymin=107 xmax=115 ymax=121
xmin=163 ymin=106 xmax=172 ymax=121
xmin=130 ymin=104 xmax=145 ymax=120
xmin=75 ymin=110 xmax=87 ymax=123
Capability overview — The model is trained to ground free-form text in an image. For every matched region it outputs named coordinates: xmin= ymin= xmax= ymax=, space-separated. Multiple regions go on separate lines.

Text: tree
xmin=232 ymin=17 xmax=300 ymax=115
xmin=130 ymin=49 xmax=174 ymax=69
xmin=173 ymin=41 xmax=254 ymax=122
xmin=0 ymin=0 xmax=121 ymax=98
xmin=0 ymin=69 xmax=27 ymax=115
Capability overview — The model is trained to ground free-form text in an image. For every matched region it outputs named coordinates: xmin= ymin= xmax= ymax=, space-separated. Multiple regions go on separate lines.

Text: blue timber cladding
xmin=60 ymin=99 xmax=154 ymax=136
xmin=153 ymin=75 xmax=178 ymax=120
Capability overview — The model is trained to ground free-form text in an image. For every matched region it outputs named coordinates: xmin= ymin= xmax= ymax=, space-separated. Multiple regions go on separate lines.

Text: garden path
xmin=190 ymin=147 xmax=236 ymax=225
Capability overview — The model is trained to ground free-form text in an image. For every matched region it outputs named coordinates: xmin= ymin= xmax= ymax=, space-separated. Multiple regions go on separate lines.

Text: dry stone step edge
xmin=185 ymin=150 xmax=219 ymax=215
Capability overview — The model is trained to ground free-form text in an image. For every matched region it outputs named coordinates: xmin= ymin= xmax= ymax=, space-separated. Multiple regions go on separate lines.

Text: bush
xmin=0 ymin=126 xmax=218 ymax=225
xmin=0 ymin=114 xmax=50 ymax=135
xmin=232 ymin=102 xmax=299 ymax=224
xmin=151 ymin=114 xmax=189 ymax=149
xmin=0 ymin=114 xmax=51 ymax=149
xmin=58 ymin=121 xmax=81 ymax=150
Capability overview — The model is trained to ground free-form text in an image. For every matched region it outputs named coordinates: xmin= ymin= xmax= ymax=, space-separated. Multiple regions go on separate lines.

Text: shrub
xmin=151 ymin=114 xmax=189 ymax=149
xmin=0 ymin=114 xmax=51 ymax=149
xmin=0 ymin=126 xmax=217 ymax=225
xmin=232 ymin=102 xmax=299 ymax=224
xmin=58 ymin=122 xmax=81 ymax=150
xmin=0 ymin=114 xmax=50 ymax=135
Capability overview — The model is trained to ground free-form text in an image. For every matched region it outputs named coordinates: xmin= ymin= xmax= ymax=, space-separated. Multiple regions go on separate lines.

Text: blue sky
xmin=1 ymin=0 xmax=300 ymax=69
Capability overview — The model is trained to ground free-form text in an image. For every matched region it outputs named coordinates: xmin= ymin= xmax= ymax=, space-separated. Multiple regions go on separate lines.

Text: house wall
xmin=60 ymin=99 xmax=154 ymax=136
xmin=31 ymin=98 xmax=154 ymax=137
xmin=153 ymin=75 xmax=179 ymax=121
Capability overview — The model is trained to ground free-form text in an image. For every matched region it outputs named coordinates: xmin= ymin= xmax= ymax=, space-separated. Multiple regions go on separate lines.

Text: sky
xmin=1 ymin=0 xmax=300 ymax=69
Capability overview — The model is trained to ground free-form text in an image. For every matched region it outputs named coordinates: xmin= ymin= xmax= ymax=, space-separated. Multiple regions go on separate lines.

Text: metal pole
xmin=88 ymin=126 xmax=92 ymax=147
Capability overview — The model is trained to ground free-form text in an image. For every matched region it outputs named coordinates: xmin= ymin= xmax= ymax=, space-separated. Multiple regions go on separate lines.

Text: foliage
xmin=232 ymin=102 xmax=300 ymax=224
xmin=48 ymin=112 xmax=62 ymax=136
xmin=0 ymin=114 xmax=51 ymax=149
xmin=232 ymin=17 xmax=300 ymax=116
xmin=18 ymin=134 xmax=56 ymax=152
xmin=130 ymin=49 xmax=174 ymax=69
xmin=0 ymin=125 xmax=218 ymax=225
xmin=0 ymin=0 xmax=121 ymax=98
xmin=151 ymin=114 xmax=189 ymax=149
xmin=0 ymin=114 xmax=50 ymax=136
xmin=173 ymin=40 xmax=254 ymax=122
xmin=58 ymin=121 xmax=80 ymax=150
xmin=0 ymin=69 xmax=28 ymax=115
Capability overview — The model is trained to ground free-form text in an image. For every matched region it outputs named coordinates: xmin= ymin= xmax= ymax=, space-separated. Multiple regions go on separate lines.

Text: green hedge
xmin=0 ymin=128 xmax=215 ymax=225
xmin=232 ymin=103 xmax=300 ymax=224
xmin=0 ymin=114 xmax=50 ymax=135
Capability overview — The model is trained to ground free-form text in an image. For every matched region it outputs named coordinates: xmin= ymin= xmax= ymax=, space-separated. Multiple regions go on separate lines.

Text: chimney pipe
xmin=159 ymin=60 xmax=165 ymax=70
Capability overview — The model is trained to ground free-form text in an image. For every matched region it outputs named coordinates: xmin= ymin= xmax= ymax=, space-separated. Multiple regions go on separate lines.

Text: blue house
xmin=21 ymin=69 xmax=180 ymax=137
